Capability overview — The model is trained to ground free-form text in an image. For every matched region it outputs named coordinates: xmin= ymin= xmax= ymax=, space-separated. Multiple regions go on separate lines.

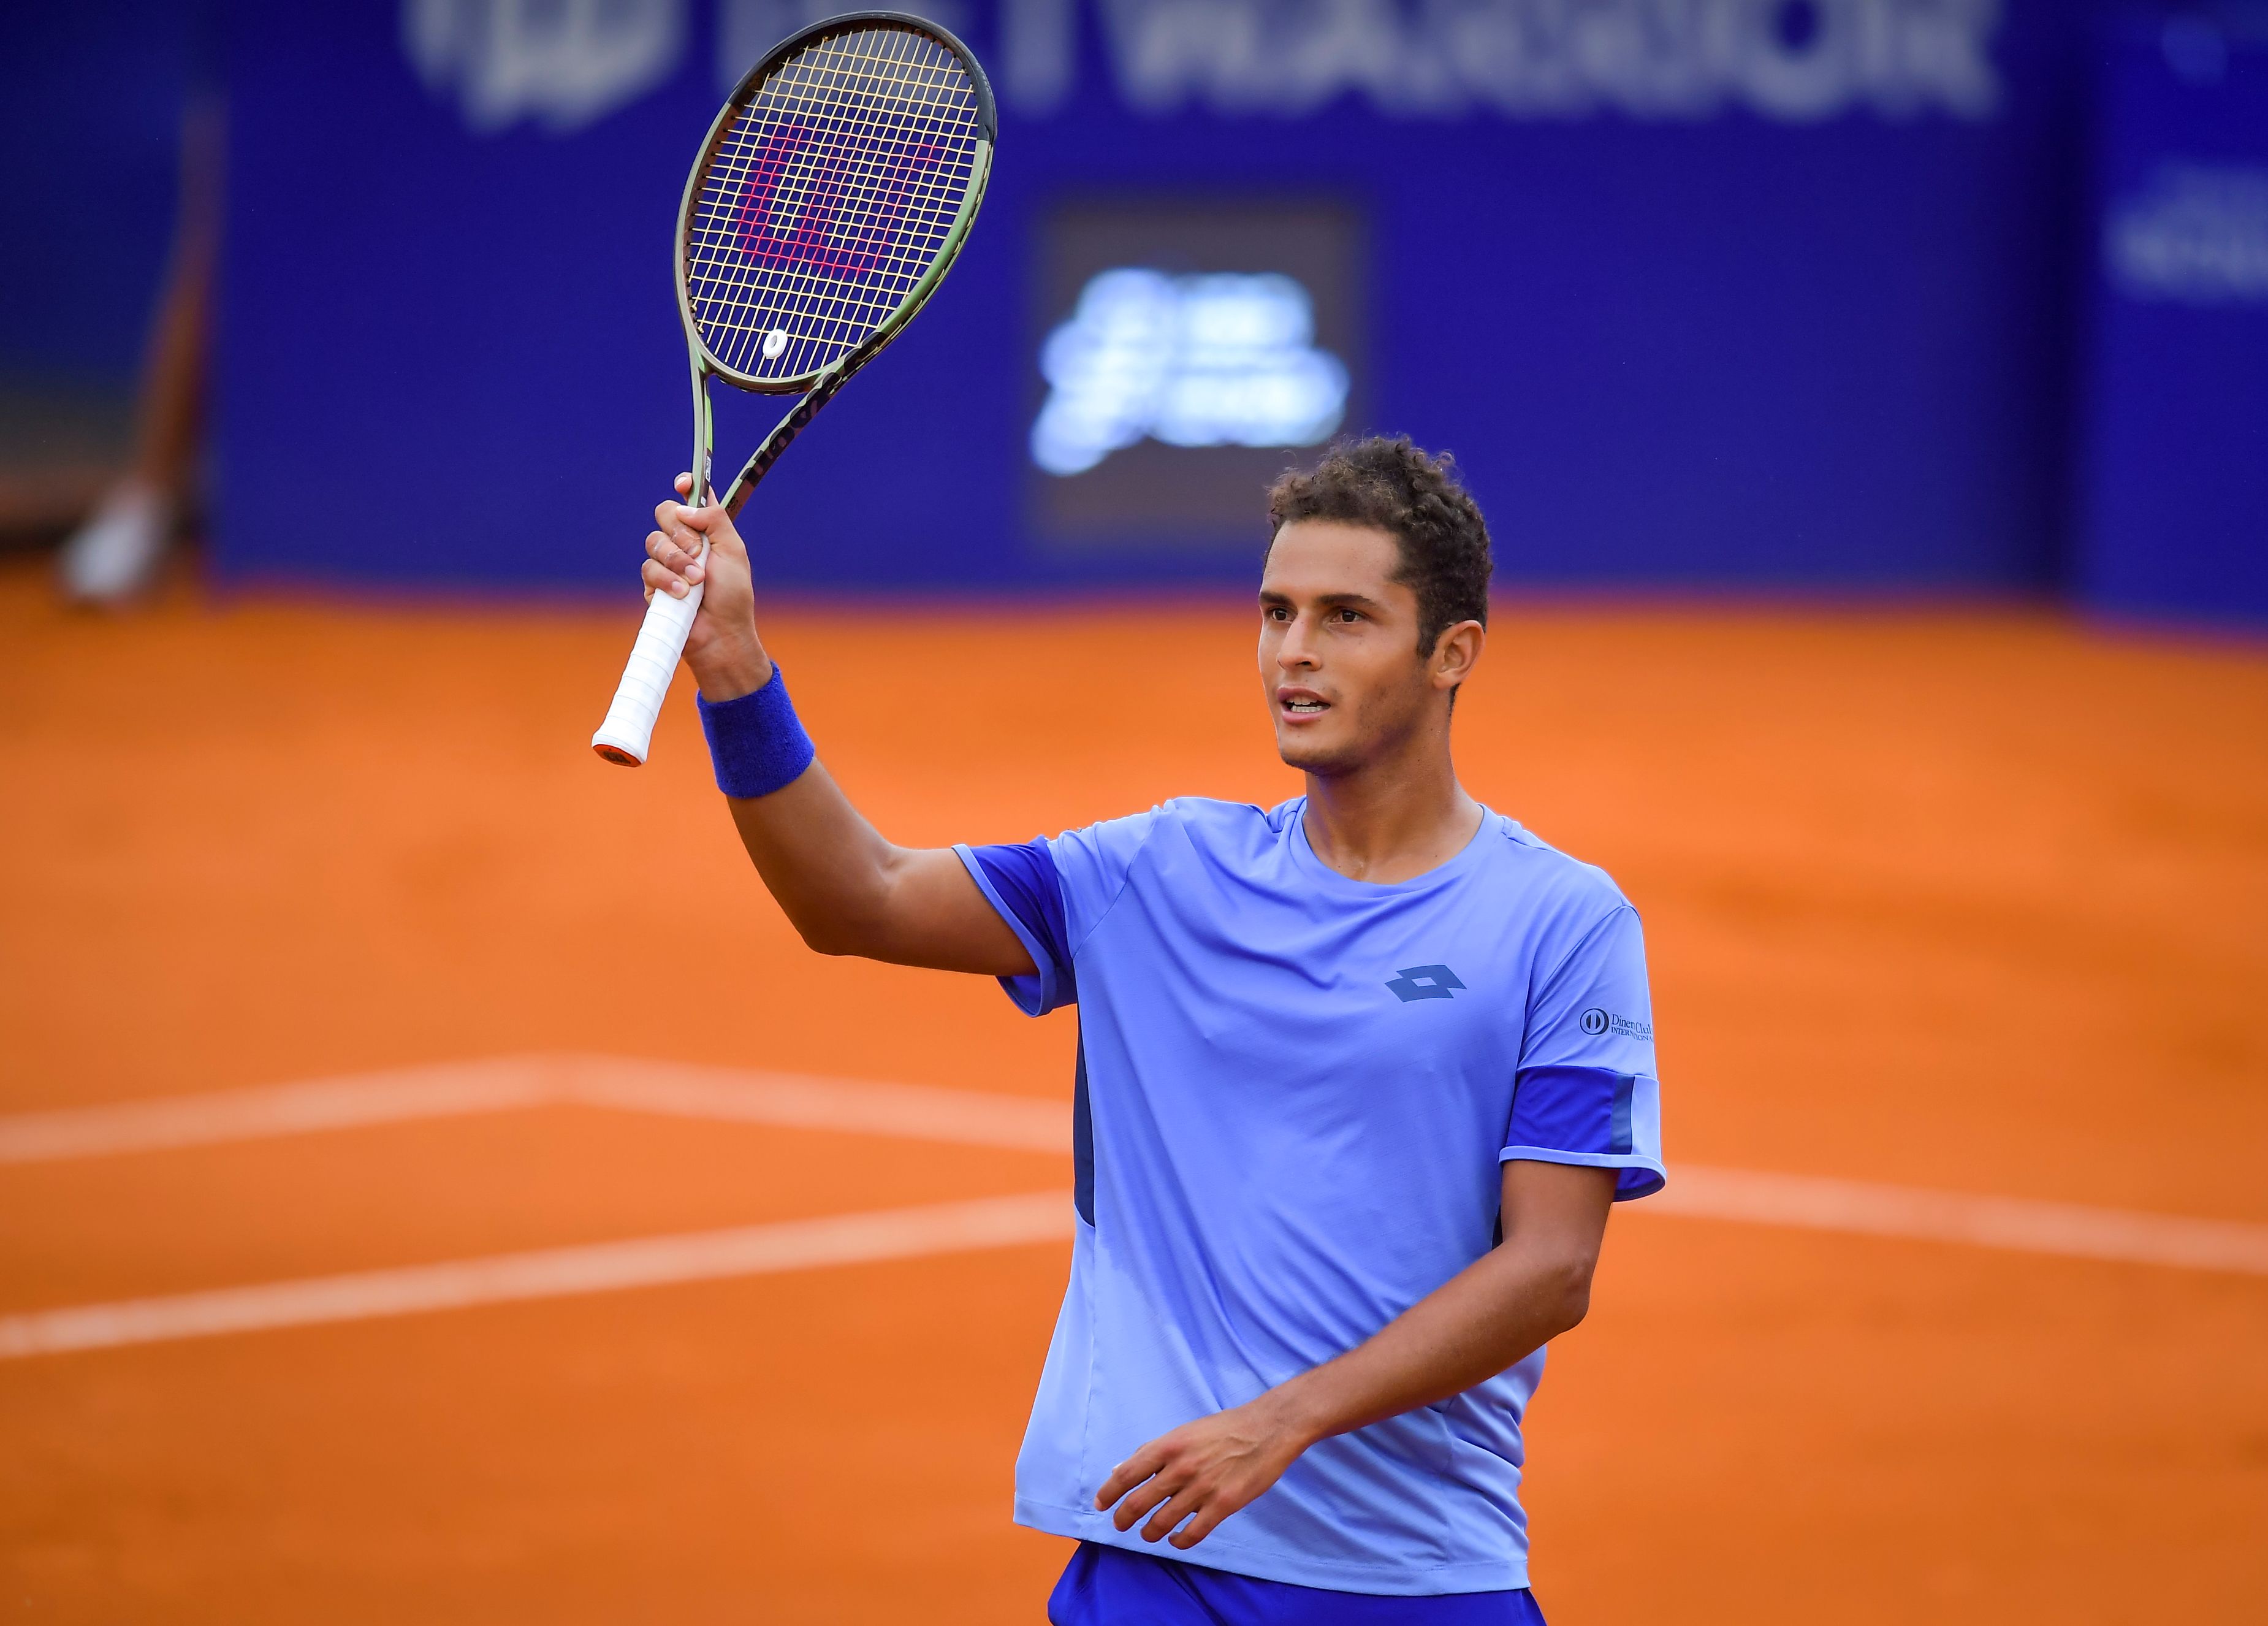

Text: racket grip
xmin=591 ymin=570 xmax=705 ymax=766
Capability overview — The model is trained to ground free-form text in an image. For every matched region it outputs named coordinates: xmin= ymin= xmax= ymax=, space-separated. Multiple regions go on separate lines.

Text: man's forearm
xmin=723 ymin=760 xmax=916 ymax=956
xmin=679 ymin=597 xmax=938 ymax=960
xmin=709 ymin=705 xmax=1032 ymax=975
xmin=1263 ymin=1235 xmax=1593 ymax=1448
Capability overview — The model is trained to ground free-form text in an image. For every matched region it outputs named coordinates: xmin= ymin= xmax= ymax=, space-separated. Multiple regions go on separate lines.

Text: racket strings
xmin=685 ymin=25 xmax=983 ymax=383
xmin=731 ymin=35 xmax=974 ymax=367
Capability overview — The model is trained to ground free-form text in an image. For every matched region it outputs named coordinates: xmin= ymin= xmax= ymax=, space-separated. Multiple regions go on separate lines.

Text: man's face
xmin=1258 ymin=520 xmax=1442 ymax=776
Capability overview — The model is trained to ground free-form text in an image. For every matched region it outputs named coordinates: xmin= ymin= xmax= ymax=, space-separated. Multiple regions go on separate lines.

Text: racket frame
xmin=680 ymin=9 xmax=995 ymax=516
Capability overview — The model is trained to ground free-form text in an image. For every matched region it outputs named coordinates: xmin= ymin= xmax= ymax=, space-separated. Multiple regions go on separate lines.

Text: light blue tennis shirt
xmin=955 ymin=796 xmax=1665 ymax=1598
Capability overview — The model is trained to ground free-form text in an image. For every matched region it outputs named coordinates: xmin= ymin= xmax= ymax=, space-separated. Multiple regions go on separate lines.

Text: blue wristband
xmin=696 ymin=664 xmax=816 ymax=800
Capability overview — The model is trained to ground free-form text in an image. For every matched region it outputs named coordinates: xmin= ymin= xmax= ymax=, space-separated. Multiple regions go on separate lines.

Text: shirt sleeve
xmin=954 ymin=840 xmax=1075 ymax=1016
xmin=954 ymin=808 xmax=1163 ymax=1019
xmin=1046 ymin=806 xmax=1163 ymax=942
xmin=1502 ymin=904 xmax=1667 ymax=1200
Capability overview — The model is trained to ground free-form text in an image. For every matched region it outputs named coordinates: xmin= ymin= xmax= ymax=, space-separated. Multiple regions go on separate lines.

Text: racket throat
xmin=690 ymin=360 xmax=718 ymax=507
xmin=721 ymin=371 xmax=845 ymax=517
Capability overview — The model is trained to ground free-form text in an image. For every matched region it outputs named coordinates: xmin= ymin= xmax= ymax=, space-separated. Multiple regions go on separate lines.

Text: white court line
xmin=0 ymin=1057 xmax=560 ymax=1163
xmin=0 ymin=1054 xmax=1068 ymax=1164
xmin=566 ymin=1054 xmax=1067 ymax=1153
xmin=0 ymin=1193 xmax=1073 ymax=1361
xmin=2 ymin=1058 xmax=2264 ymax=1282
xmin=1647 ymin=1166 xmax=2268 ymax=1277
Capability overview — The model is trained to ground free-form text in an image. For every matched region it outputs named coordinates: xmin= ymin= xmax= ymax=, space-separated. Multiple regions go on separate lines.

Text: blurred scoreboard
xmin=1030 ymin=200 xmax=1363 ymax=549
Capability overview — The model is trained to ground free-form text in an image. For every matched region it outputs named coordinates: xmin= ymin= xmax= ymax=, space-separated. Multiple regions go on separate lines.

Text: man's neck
xmin=1300 ymin=730 xmax=1482 ymax=886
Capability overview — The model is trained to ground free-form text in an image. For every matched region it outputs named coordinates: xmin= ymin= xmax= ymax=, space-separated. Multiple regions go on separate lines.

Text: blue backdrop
xmin=0 ymin=2 xmax=195 ymax=387
xmin=2076 ymin=9 xmax=2268 ymax=625
xmin=203 ymin=0 xmax=2108 ymax=595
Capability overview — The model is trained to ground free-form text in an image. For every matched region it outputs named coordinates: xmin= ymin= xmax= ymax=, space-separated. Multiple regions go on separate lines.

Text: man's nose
xmin=1276 ymin=620 xmax=1320 ymax=668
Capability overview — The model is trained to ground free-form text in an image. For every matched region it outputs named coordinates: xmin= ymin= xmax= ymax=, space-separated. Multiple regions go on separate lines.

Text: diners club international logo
xmin=1581 ymin=1007 xmax=1653 ymax=1040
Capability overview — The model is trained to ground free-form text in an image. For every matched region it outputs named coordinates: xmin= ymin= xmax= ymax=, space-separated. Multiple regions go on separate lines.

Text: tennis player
xmin=639 ymin=437 xmax=1665 ymax=1624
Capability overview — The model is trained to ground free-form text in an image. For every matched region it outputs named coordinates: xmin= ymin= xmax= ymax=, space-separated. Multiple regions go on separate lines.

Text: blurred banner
xmin=213 ymin=0 xmax=2091 ymax=594
xmin=2077 ymin=10 xmax=2268 ymax=625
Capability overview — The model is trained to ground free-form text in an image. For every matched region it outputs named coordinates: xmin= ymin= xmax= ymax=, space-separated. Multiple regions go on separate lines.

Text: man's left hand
xmin=1094 ymin=1392 xmax=1317 ymax=1550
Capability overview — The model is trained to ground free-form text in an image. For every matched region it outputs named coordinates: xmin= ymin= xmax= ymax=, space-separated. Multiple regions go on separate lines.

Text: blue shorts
xmin=1048 ymin=1543 xmax=1550 ymax=1626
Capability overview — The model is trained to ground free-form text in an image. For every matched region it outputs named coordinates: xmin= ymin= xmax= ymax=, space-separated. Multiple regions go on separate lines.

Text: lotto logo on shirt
xmin=1385 ymin=965 xmax=1466 ymax=1002
xmin=1581 ymin=1007 xmax=1653 ymax=1040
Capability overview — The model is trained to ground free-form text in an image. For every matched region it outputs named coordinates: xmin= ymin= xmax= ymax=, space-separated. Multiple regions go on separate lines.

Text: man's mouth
xmin=1278 ymin=690 xmax=1330 ymax=717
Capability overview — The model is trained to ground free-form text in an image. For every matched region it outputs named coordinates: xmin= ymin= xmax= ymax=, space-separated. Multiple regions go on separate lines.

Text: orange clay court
xmin=1 ymin=558 xmax=2264 ymax=1622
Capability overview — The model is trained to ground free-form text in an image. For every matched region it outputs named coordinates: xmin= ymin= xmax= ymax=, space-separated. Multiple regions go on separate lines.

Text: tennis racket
xmin=592 ymin=11 xmax=995 ymax=766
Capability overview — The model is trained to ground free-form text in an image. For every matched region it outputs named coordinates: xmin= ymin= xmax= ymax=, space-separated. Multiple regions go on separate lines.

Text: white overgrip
xmin=591 ymin=543 xmax=707 ymax=766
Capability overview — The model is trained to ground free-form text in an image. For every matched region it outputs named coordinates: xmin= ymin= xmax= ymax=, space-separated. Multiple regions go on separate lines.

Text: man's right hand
xmin=642 ymin=472 xmax=774 ymax=703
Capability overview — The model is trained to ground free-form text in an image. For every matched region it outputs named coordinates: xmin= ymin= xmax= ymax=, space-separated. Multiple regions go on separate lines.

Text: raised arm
xmin=1091 ymin=1158 xmax=1618 ymax=1550
xmin=641 ymin=479 xmax=1034 ymax=977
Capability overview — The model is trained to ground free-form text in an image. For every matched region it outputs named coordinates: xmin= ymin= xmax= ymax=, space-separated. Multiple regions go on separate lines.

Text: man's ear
xmin=1430 ymin=619 xmax=1486 ymax=692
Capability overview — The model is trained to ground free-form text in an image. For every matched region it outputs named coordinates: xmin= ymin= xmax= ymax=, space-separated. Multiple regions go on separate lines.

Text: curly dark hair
xmin=1265 ymin=437 xmax=1493 ymax=657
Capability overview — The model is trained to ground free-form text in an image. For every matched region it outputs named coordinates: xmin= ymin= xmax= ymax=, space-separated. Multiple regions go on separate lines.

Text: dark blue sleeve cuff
xmin=696 ymin=663 xmax=816 ymax=800
xmin=1503 ymin=1064 xmax=1667 ymax=1201
xmin=954 ymin=840 xmax=1075 ymax=1015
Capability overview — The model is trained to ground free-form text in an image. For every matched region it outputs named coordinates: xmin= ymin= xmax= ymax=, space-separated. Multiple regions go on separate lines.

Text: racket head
xmin=678 ymin=11 xmax=995 ymax=395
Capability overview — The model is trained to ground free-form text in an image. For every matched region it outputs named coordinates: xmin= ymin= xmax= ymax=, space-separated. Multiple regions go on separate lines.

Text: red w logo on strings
xmin=732 ymin=123 xmax=947 ymax=280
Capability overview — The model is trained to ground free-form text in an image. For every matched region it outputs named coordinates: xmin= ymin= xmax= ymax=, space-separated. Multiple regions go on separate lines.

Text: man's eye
xmin=1336 ymin=609 xmax=1361 ymax=623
